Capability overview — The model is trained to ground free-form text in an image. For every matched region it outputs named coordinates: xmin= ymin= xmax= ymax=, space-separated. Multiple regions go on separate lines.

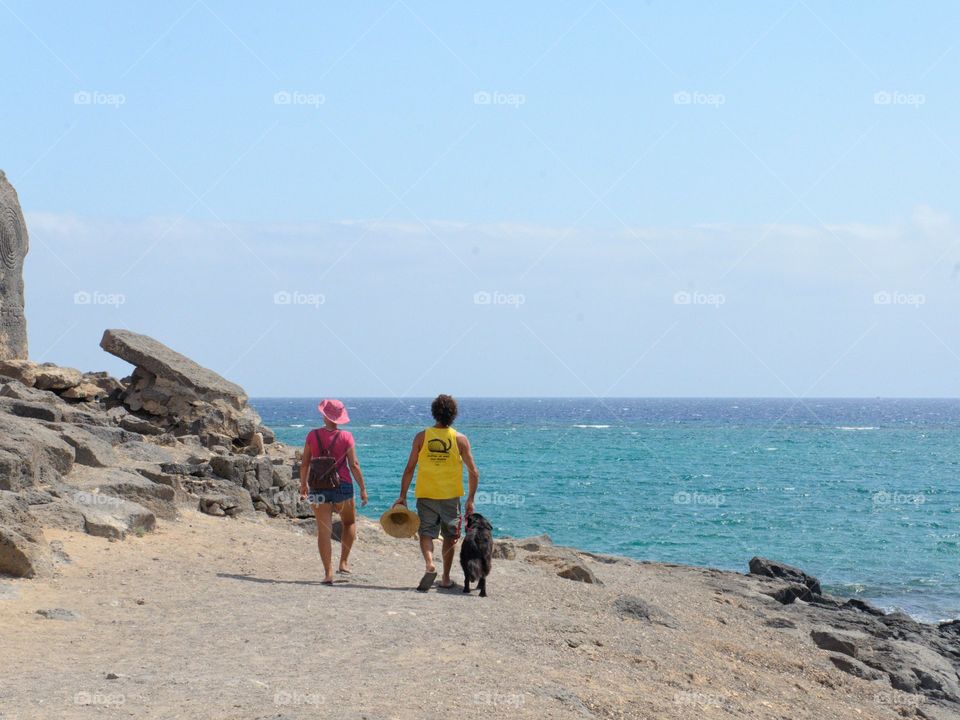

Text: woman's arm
xmin=347 ymin=445 xmax=368 ymax=506
xmin=298 ymin=439 xmax=312 ymax=497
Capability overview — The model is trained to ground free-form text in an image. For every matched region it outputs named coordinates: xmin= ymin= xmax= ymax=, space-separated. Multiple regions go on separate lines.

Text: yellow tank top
xmin=415 ymin=426 xmax=464 ymax=499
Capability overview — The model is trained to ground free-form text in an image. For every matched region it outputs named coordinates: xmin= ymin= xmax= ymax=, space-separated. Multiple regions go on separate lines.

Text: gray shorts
xmin=416 ymin=498 xmax=461 ymax=540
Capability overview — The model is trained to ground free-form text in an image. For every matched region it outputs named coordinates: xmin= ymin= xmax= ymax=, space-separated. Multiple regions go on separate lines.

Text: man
xmin=394 ymin=394 xmax=479 ymax=591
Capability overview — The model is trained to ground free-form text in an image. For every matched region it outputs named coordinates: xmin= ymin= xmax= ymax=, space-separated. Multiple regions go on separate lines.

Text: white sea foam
xmin=290 ymin=424 xmax=304 ymax=428
xmin=836 ymin=426 xmax=879 ymax=431
xmin=370 ymin=424 xmax=385 ymax=427
xmin=573 ymin=424 xmax=611 ymax=429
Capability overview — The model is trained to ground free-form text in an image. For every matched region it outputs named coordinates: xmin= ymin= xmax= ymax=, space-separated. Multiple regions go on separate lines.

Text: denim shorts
xmin=308 ymin=482 xmax=354 ymax=506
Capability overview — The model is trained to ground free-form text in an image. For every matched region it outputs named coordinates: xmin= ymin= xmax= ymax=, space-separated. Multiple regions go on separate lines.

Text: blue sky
xmin=3 ymin=1 xmax=959 ymax=397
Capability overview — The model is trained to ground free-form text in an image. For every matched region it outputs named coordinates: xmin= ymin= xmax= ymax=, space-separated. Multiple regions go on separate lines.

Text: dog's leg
xmin=478 ymin=576 xmax=487 ymax=597
xmin=462 ymin=578 xmax=470 ymax=594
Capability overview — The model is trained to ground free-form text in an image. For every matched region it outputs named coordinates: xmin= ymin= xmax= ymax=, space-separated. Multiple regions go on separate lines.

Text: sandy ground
xmin=0 ymin=511 xmax=922 ymax=720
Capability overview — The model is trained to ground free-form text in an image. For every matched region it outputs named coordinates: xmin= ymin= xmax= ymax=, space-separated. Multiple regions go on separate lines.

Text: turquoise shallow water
xmin=254 ymin=398 xmax=960 ymax=622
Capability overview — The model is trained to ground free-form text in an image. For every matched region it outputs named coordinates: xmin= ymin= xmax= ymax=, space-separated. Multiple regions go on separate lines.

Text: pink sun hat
xmin=317 ymin=398 xmax=350 ymax=425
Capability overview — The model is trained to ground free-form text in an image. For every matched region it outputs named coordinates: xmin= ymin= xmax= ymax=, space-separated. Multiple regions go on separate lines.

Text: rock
xmin=27 ymin=496 xmax=86 ymax=532
xmin=117 ymin=412 xmax=164 ymax=436
xmin=515 ymin=534 xmax=553 ymax=552
xmin=210 ymin=455 xmax=276 ymax=494
xmin=557 ymin=561 xmax=601 ymax=585
xmin=614 ymin=596 xmax=679 ymax=628
xmin=59 ymin=381 xmax=105 ymax=401
xmin=492 ymin=539 xmax=517 ymax=560
xmin=0 ymin=359 xmax=39 ymax=386
xmin=67 ymin=467 xmax=176 ymax=520
xmin=0 ymin=360 xmax=82 ymax=391
xmin=844 ymin=598 xmax=886 ymax=616
xmin=245 ymin=431 xmax=265 ymax=456
xmin=771 ymin=583 xmax=816 ymax=605
xmin=51 ymin=424 xmax=118 ymax=468
xmin=0 ymin=396 xmax=63 ymax=422
xmin=33 ymin=364 xmax=82 ymax=391
xmin=0 ymin=172 xmax=29 ymax=360
xmin=74 ymin=493 xmax=156 ymax=540
xmin=100 ymin=329 xmax=246 ymax=407
xmin=187 ymin=478 xmax=255 ymax=518
xmin=35 ymin=608 xmax=80 ymax=621
xmin=810 ymin=629 xmax=866 ymax=658
xmin=199 ymin=498 xmax=227 ymax=516
xmin=100 ymin=329 xmax=272 ymax=445
xmin=0 ymin=377 xmax=57 ymax=402
xmin=0 ymin=413 xmax=74 ymax=490
xmin=0 ymin=491 xmax=50 ymax=577
xmin=763 ymin=617 xmax=797 ymax=629
xmin=828 ymin=653 xmax=885 ymax=681
xmin=748 ymin=557 xmax=822 ymax=595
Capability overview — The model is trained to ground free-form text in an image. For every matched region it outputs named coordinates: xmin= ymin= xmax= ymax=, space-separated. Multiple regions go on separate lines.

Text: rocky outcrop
xmin=0 ymin=491 xmax=50 ymax=577
xmin=741 ymin=557 xmax=960 ymax=715
xmin=0 ymin=413 xmax=74 ymax=491
xmin=749 ymin=556 xmax=822 ymax=595
xmin=100 ymin=329 xmax=274 ymax=447
xmin=0 ymin=171 xmax=29 ymax=360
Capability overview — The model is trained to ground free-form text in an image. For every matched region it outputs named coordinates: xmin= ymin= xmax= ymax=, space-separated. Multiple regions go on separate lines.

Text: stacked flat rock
xmin=100 ymin=329 xmax=273 ymax=447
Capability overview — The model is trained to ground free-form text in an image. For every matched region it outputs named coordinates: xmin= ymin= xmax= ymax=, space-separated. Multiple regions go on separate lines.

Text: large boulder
xmin=66 ymin=467 xmax=177 ymax=520
xmin=73 ymin=493 xmax=156 ymax=540
xmin=0 ymin=360 xmax=83 ymax=391
xmin=99 ymin=329 xmax=271 ymax=446
xmin=748 ymin=556 xmax=822 ymax=595
xmin=0 ymin=491 xmax=50 ymax=577
xmin=0 ymin=171 xmax=29 ymax=361
xmin=0 ymin=413 xmax=74 ymax=491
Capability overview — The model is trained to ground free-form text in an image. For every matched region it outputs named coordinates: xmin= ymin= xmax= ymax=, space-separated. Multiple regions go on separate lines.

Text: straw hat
xmin=379 ymin=503 xmax=420 ymax=539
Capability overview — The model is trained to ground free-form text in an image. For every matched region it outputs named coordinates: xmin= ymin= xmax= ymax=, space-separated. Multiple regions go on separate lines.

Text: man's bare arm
xmin=458 ymin=433 xmax=479 ymax=514
xmin=396 ymin=431 xmax=424 ymax=505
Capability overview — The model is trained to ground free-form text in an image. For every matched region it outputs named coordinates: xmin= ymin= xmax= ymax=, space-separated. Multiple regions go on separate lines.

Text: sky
xmin=2 ymin=1 xmax=959 ymax=397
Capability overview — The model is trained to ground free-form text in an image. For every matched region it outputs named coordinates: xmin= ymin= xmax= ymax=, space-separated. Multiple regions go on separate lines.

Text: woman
xmin=299 ymin=398 xmax=368 ymax=584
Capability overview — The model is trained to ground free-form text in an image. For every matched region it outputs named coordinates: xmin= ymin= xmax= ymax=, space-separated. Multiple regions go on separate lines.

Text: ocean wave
xmin=836 ymin=426 xmax=879 ymax=431
xmin=289 ymin=424 xmax=304 ymax=428
xmin=573 ymin=424 xmax=611 ymax=429
xmin=369 ymin=424 xmax=385 ymax=427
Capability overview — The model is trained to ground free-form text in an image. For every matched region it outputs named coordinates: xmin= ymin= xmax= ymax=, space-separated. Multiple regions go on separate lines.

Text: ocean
xmin=252 ymin=397 xmax=960 ymax=623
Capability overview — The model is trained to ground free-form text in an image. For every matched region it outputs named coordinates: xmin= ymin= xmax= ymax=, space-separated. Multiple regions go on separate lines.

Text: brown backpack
xmin=307 ymin=429 xmax=342 ymax=491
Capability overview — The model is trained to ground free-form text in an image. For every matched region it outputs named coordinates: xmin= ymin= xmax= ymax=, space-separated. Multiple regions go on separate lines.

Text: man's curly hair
xmin=431 ymin=394 xmax=458 ymax=427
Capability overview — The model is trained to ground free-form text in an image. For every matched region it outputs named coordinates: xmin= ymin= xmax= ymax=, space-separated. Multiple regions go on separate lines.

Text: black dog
xmin=460 ymin=513 xmax=493 ymax=597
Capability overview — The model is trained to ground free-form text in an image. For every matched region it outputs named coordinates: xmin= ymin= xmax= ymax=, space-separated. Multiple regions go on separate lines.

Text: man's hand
xmin=465 ymin=499 xmax=475 ymax=517
xmin=393 ymin=497 xmax=407 ymax=507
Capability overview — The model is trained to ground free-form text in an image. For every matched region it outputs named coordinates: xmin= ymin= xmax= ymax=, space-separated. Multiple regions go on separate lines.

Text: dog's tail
xmin=465 ymin=558 xmax=482 ymax=582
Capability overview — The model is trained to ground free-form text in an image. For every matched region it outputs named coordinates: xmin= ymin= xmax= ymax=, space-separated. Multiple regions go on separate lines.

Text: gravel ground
xmin=0 ymin=511 xmax=924 ymax=720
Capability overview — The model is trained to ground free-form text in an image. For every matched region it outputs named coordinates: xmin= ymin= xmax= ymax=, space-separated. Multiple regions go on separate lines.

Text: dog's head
xmin=466 ymin=512 xmax=493 ymax=533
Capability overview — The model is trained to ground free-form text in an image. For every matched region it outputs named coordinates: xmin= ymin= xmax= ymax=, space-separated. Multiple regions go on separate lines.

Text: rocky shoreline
xmin=0 ymin=328 xmax=957 ymax=718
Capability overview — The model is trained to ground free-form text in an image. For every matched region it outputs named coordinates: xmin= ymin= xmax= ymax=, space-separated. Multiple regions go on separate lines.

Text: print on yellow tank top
xmin=414 ymin=426 xmax=464 ymax=499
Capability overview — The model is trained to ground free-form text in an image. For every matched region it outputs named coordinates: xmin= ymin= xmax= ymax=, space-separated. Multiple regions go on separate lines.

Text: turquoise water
xmin=255 ymin=398 xmax=960 ymax=622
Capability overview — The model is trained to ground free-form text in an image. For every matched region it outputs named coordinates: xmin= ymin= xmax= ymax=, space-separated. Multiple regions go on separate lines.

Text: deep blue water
xmin=253 ymin=397 xmax=960 ymax=622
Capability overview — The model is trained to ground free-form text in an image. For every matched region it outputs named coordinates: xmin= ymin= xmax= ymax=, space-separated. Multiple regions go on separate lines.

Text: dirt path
xmin=0 ymin=511 xmax=910 ymax=720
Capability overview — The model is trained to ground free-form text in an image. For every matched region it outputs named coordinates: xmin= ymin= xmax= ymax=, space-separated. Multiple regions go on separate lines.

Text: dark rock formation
xmin=748 ymin=556 xmax=822 ymax=595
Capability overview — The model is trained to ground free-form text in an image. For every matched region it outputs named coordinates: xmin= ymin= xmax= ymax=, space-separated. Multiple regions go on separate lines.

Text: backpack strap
xmin=315 ymin=429 xmax=345 ymax=466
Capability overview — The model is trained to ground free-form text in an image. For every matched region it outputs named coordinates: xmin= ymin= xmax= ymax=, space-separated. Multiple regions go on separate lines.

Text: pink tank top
xmin=307 ymin=428 xmax=354 ymax=484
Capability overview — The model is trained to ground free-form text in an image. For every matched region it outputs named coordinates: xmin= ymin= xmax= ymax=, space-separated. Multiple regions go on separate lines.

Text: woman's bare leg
xmin=336 ymin=499 xmax=357 ymax=572
xmin=312 ymin=503 xmax=334 ymax=583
